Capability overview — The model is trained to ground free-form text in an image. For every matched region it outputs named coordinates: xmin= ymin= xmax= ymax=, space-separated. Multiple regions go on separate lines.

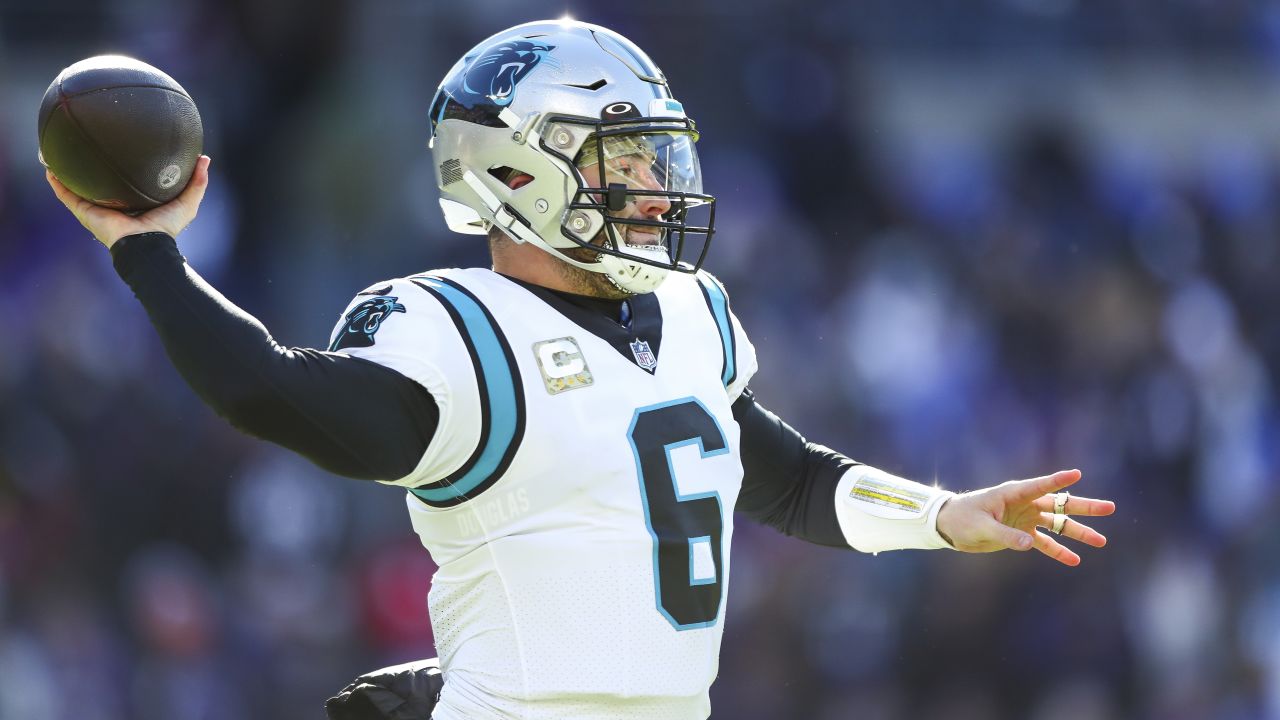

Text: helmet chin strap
xmin=536 ymin=233 xmax=670 ymax=295
xmin=595 ymin=248 xmax=670 ymax=295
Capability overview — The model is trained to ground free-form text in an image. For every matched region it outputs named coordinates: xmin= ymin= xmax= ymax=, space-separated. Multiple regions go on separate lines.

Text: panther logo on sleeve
xmin=329 ymin=296 xmax=406 ymax=351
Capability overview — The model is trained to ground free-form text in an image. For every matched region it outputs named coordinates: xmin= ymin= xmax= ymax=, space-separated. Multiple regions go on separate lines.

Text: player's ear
xmin=485 ymin=166 xmax=534 ymax=190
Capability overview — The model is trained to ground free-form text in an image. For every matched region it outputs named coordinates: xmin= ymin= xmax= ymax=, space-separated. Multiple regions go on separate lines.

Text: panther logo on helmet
xmin=455 ymin=40 xmax=555 ymax=109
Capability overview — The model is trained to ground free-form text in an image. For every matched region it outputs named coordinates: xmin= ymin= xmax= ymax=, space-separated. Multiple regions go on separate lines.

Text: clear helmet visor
xmin=572 ymin=131 xmax=710 ymax=264
xmin=576 ymin=131 xmax=703 ymax=196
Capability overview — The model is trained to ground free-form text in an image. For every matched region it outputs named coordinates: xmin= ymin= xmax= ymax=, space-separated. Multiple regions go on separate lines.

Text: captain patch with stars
xmin=329 ymin=294 xmax=406 ymax=351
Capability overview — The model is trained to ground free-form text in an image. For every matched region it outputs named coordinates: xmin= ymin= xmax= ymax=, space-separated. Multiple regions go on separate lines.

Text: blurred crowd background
xmin=3 ymin=0 xmax=1279 ymax=718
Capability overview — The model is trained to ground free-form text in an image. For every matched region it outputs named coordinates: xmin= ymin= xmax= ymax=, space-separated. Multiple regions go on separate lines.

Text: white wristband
xmin=833 ymin=465 xmax=954 ymax=554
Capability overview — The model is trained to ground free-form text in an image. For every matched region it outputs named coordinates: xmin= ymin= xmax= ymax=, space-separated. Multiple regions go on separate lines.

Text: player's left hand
xmin=935 ymin=469 xmax=1114 ymax=566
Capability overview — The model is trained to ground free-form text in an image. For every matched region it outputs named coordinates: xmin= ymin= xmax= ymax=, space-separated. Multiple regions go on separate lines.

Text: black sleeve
xmin=111 ymin=232 xmax=438 ymax=480
xmin=732 ymin=388 xmax=858 ymax=549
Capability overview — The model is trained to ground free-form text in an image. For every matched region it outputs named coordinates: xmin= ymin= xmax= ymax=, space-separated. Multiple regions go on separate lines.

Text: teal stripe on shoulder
xmin=407 ymin=276 xmax=524 ymax=507
xmin=696 ymin=273 xmax=737 ymax=388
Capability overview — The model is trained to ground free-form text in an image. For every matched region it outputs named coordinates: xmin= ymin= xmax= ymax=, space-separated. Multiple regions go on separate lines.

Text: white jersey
xmin=328 ymin=268 xmax=757 ymax=719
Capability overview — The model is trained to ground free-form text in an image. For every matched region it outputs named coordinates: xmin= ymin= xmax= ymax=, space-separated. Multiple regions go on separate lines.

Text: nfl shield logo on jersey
xmin=630 ymin=339 xmax=658 ymax=372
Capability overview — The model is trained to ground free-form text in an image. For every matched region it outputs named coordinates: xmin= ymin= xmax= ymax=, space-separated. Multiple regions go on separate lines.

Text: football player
xmin=47 ymin=20 xmax=1116 ymax=720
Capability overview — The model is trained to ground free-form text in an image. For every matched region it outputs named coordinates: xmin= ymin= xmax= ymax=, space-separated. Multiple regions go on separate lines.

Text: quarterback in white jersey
xmin=318 ymin=20 xmax=1115 ymax=719
xmin=333 ymin=267 xmax=753 ymax=718
xmin=46 ymin=18 xmax=1117 ymax=720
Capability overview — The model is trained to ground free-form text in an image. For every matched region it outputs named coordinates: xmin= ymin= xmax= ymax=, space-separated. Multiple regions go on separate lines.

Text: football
xmin=37 ymin=55 xmax=203 ymax=213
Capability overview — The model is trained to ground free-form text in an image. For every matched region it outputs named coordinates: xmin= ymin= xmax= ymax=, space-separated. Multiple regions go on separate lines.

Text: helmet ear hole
xmin=488 ymin=166 xmax=534 ymax=189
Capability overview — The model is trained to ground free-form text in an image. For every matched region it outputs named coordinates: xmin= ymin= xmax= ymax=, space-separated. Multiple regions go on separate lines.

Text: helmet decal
xmin=456 ymin=41 xmax=555 ymax=109
xmin=600 ymin=101 xmax=641 ymax=120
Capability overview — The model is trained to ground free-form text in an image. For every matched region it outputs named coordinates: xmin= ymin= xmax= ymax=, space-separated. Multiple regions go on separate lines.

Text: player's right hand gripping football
xmin=46 ymin=154 xmax=211 ymax=250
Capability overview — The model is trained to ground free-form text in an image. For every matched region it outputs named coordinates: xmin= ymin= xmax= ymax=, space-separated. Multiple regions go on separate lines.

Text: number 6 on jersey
xmin=627 ymin=398 xmax=729 ymax=630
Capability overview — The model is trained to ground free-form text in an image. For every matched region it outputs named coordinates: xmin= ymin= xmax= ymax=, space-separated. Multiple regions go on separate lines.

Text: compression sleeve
xmin=111 ymin=232 xmax=438 ymax=480
xmin=732 ymin=389 xmax=852 ymax=548
xmin=733 ymin=389 xmax=953 ymax=552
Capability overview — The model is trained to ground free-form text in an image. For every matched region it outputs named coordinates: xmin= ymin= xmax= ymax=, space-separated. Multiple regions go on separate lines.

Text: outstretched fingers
xmin=1037 ymin=512 xmax=1107 ymax=548
xmin=1033 ymin=530 xmax=1081 ymax=567
xmin=1033 ymin=493 xmax=1116 ymax=517
xmin=1004 ymin=469 xmax=1082 ymax=505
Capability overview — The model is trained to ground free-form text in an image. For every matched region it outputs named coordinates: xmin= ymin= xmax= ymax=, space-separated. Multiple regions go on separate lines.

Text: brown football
xmin=38 ymin=55 xmax=203 ymax=213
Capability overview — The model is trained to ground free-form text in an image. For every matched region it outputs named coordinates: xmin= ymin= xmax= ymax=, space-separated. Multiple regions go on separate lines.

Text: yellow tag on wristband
xmin=849 ymin=476 xmax=928 ymax=514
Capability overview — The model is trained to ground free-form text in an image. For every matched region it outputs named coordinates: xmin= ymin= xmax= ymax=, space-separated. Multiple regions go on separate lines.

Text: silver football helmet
xmin=428 ymin=20 xmax=715 ymax=295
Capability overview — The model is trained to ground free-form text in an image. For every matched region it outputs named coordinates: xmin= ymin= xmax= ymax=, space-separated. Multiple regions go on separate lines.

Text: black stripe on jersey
xmin=407 ymin=276 xmax=526 ymax=508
